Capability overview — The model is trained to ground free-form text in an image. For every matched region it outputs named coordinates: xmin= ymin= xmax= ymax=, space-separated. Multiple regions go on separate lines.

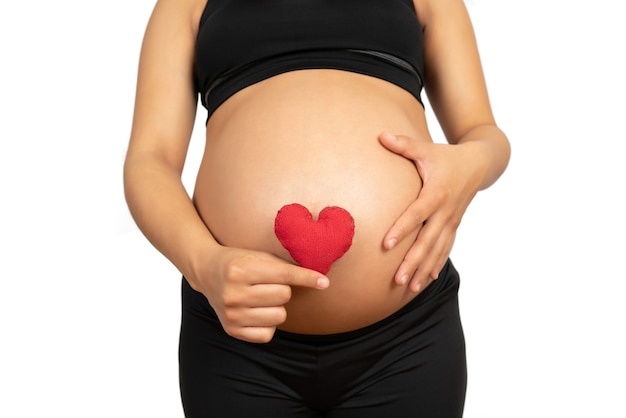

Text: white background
xmin=1 ymin=0 xmax=624 ymax=417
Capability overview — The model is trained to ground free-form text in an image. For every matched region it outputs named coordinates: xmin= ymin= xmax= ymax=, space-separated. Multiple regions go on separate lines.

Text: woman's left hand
xmin=378 ymin=131 xmax=482 ymax=293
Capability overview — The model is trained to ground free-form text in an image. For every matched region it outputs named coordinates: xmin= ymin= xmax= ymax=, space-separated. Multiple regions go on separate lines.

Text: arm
xmin=420 ymin=0 xmax=509 ymax=189
xmin=380 ymin=0 xmax=511 ymax=292
xmin=123 ymin=0 xmax=328 ymax=343
xmin=124 ymin=0 xmax=212 ymax=289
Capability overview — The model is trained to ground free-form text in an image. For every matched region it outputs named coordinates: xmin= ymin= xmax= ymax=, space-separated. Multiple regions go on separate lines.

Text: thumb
xmin=378 ymin=132 xmax=421 ymax=161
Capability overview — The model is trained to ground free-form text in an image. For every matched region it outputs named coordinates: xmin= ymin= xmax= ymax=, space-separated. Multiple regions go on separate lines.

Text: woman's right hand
xmin=190 ymin=247 xmax=330 ymax=343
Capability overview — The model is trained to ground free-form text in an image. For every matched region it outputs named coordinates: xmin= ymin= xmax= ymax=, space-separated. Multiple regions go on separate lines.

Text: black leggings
xmin=179 ymin=259 xmax=466 ymax=417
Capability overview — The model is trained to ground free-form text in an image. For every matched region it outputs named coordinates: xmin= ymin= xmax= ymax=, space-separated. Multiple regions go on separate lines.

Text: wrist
xmin=456 ymin=124 xmax=511 ymax=191
xmin=182 ymin=233 xmax=222 ymax=292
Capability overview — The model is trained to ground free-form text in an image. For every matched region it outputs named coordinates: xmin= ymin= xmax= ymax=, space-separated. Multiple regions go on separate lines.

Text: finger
xmin=408 ymin=258 xmax=439 ymax=293
xmin=385 ymin=184 xmax=443 ymax=249
xmin=392 ymin=215 xmax=445 ymax=287
xmin=407 ymin=246 xmax=441 ymax=293
xmin=393 ymin=244 xmax=425 ymax=288
xmin=228 ymin=325 xmax=277 ymax=344
xmin=384 ymin=201 xmax=427 ymax=250
xmin=428 ymin=234 xmax=456 ymax=280
xmin=225 ymin=306 xmax=288 ymax=328
xmin=247 ymin=284 xmax=293 ymax=307
xmin=273 ymin=264 xmax=330 ymax=289
xmin=221 ymin=281 xmax=294 ymax=308
xmin=407 ymin=227 xmax=455 ymax=291
xmin=237 ymin=257 xmax=329 ymax=289
xmin=378 ymin=132 xmax=420 ymax=159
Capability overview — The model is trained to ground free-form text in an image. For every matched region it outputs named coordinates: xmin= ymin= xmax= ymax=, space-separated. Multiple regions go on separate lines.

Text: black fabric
xmin=179 ymin=259 xmax=467 ymax=417
xmin=194 ymin=0 xmax=425 ymax=119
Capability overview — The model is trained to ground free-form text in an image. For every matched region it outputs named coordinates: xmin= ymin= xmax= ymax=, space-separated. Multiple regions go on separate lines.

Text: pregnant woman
xmin=124 ymin=0 xmax=510 ymax=416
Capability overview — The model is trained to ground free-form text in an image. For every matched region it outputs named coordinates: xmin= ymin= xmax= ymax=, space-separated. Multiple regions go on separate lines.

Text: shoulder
xmin=412 ymin=0 xmax=471 ymax=28
xmin=148 ymin=0 xmax=208 ymax=36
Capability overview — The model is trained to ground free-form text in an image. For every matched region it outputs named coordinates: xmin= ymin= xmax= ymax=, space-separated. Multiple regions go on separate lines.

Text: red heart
xmin=274 ymin=203 xmax=355 ymax=274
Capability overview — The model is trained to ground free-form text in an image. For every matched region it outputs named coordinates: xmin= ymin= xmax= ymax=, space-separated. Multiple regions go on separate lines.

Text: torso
xmin=193 ymin=69 xmax=434 ymax=334
xmin=191 ymin=0 xmax=433 ymax=334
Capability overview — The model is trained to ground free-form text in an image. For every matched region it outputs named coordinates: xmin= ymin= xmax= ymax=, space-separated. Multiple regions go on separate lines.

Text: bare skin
xmin=195 ymin=69 xmax=425 ymax=334
xmin=124 ymin=0 xmax=510 ymax=343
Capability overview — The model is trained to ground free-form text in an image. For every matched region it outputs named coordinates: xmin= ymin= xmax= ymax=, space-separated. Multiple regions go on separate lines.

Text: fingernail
xmin=412 ymin=282 xmax=422 ymax=293
xmin=399 ymin=274 xmax=408 ymax=285
xmin=317 ymin=277 xmax=330 ymax=289
xmin=387 ymin=238 xmax=397 ymax=249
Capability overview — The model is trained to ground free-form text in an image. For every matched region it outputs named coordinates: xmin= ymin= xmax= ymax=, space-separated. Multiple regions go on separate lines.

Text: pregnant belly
xmin=194 ymin=70 xmax=430 ymax=334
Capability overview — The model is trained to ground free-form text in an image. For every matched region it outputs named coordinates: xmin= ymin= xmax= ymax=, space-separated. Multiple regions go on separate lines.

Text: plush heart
xmin=274 ymin=203 xmax=355 ymax=274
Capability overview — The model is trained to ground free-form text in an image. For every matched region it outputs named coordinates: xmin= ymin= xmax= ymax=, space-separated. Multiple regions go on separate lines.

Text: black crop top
xmin=194 ymin=0 xmax=425 ymax=119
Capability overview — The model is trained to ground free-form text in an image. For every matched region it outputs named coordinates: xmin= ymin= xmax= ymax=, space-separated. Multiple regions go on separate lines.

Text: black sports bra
xmin=194 ymin=0 xmax=425 ymax=120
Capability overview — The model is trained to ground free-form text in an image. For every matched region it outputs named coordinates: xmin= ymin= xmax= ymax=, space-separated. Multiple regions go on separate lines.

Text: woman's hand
xmin=190 ymin=247 xmax=329 ymax=344
xmin=378 ymin=132 xmax=483 ymax=293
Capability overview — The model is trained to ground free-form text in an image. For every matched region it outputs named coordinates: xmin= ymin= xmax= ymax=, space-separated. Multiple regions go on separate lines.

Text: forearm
xmin=455 ymin=124 xmax=511 ymax=191
xmin=123 ymin=153 xmax=219 ymax=283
